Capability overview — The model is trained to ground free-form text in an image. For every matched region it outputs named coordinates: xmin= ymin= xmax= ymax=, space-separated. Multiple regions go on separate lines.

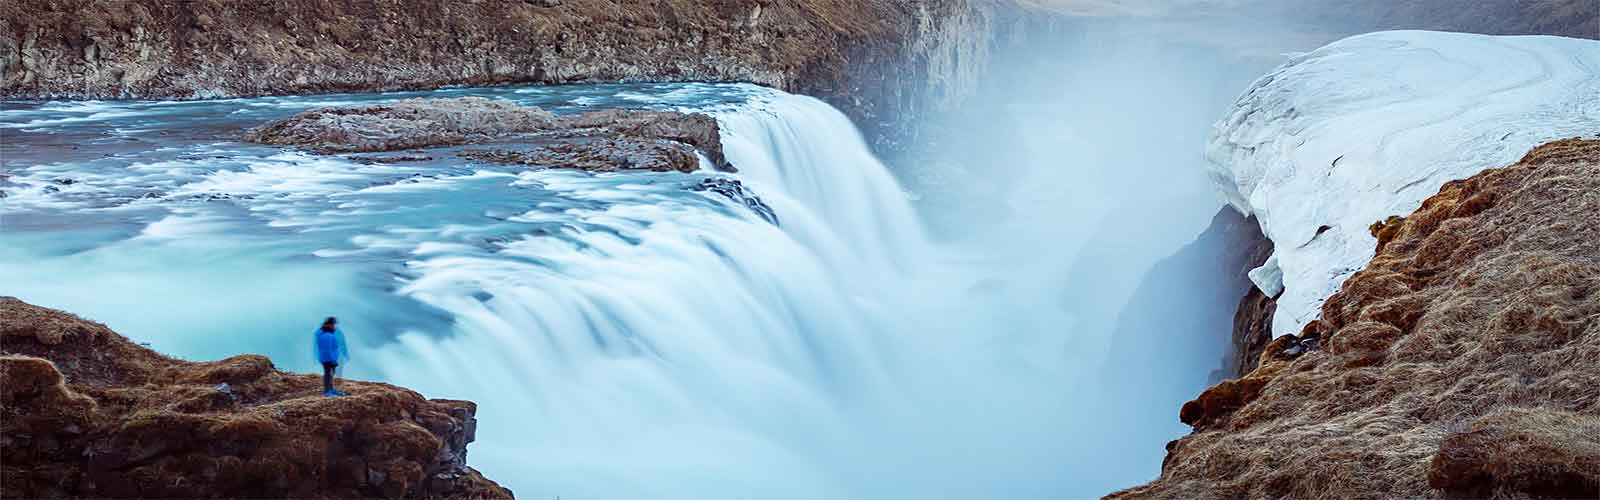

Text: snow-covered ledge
xmin=1206 ymin=30 xmax=1600 ymax=336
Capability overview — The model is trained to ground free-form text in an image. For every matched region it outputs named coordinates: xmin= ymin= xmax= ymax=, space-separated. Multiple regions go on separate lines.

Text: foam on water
xmin=1 ymin=83 xmax=1129 ymax=498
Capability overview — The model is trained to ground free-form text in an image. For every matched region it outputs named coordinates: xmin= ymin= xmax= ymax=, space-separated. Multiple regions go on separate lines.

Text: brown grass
xmin=1111 ymin=139 xmax=1600 ymax=500
xmin=0 ymin=297 xmax=510 ymax=499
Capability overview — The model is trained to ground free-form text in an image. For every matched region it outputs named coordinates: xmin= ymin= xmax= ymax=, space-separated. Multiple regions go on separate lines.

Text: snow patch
xmin=1206 ymin=31 xmax=1600 ymax=336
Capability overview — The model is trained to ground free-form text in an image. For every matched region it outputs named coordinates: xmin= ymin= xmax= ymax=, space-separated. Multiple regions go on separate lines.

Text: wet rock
xmin=460 ymin=138 xmax=700 ymax=173
xmin=693 ymin=178 xmax=778 ymax=225
xmin=348 ymin=154 xmax=434 ymax=165
xmin=248 ymin=97 xmax=734 ymax=173
xmin=245 ymin=97 xmax=557 ymax=153
xmin=562 ymin=109 xmax=732 ymax=171
xmin=1227 ymin=286 xmax=1276 ymax=377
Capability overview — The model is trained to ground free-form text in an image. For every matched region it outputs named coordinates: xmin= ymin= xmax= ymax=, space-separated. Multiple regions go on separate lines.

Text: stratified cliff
xmin=0 ymin=297 xmax=512 ymax=499
xmin=1109 ymin=139 xmax=1600 ymax=499
xmin=0 ymin=0 xmax=1062 ymax=154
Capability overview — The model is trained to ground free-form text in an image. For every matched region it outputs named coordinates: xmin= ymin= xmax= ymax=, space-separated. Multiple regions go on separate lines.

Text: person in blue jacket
xmin=314 ymin=317 xmax=350 ymax=396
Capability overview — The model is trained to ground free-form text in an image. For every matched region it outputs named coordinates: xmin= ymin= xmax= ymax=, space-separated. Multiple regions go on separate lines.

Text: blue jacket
xmin=315 ymin=328 xmax=349 ymax=365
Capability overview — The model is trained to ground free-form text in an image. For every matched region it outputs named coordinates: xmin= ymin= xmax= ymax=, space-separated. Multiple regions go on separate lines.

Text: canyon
xmin=1113 ymin=138 xmax=1600 ymax=499
xmin=3 ymin=1 xmax=1598 ymax=498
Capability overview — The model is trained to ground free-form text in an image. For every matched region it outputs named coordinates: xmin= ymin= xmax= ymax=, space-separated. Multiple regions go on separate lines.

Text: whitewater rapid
xmin=2 ymin=83 xmax=1157 ymax=497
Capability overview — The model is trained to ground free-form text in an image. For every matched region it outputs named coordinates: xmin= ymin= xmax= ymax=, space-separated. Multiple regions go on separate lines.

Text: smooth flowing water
xmin=2 ymin=83 xmax=1151 ymax=498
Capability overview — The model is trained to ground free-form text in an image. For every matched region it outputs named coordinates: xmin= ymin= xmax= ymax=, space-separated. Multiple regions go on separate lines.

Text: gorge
xmin=3 ymin=1 xmax=1598 ymax=499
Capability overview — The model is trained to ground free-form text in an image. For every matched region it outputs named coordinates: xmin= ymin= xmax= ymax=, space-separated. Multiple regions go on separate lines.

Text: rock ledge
xmin=0 ymin=297 xmax=512 ymax=499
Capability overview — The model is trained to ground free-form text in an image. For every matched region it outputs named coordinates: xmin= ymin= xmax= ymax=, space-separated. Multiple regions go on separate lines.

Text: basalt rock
xmin=459 ymin=139 xmax=700 ymax=174
xmin=1110 ymin=139 xmax=1600 ymax=499
xmin=0 ymin=297 xmax=512 ymax=499
xmin=247 ymin=97 xmax=733 ymax=172
xmin=1223 ymin=233 xmax=1276 ymax=379
xmin=693 ymin=178 xmax=778 ymax=225
xmin=0 ymin=0 xmax=1046 ymax=156
xmin=245 ymin=97 xmax=558 ymax=153
xmin=560 ymin=109 xmax=730 ymax=170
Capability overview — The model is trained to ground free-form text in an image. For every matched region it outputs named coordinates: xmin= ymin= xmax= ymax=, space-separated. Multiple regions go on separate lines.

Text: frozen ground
xmin=1206 ymin=30 xmax=1600 ymax=335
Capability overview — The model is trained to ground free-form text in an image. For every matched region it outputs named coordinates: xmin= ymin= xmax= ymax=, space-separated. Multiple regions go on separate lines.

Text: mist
xmin=901 ymin=10 xmax=1337 ymax=492
xmin=0 ymin=4 xmax=1412 ymax=498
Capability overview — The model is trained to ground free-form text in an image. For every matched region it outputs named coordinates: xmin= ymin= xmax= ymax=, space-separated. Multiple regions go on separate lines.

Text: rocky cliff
xmin=0 ymin=0 xmax=1059 ymax=155
xmin=0 ymin=297 xmax=512 ymax=499
xmin=1109 ymin=139 xmax=1600 ymax=499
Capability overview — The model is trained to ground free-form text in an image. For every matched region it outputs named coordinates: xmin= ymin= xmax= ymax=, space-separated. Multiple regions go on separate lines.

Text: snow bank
xmin=1206 ymin=30 xmax=1600 ymax=336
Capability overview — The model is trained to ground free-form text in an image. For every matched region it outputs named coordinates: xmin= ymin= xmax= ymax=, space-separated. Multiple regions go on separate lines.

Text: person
xmin=314 ymin=317 xmax=350 ymax=396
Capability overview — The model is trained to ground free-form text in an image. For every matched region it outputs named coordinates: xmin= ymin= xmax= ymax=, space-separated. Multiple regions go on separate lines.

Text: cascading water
xmin=2 ymin=83 xmax=1152 ymax=498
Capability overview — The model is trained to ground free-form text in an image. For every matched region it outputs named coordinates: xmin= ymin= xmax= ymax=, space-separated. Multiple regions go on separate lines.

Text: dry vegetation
xmin=0 ymin=297 xmax=510 ymax=499
xmin=1110 ymin=139 xmax=1600 ymax=500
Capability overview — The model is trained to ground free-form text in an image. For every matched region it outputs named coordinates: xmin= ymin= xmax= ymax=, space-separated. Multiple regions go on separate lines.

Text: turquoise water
xmin=2 ymin=82 xmax=1157 ymax=498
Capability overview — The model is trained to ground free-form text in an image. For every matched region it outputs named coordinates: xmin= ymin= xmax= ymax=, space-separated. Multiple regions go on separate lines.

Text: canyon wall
xmin=0 ymin=0 xmax=1065 ymax=155
xmin=1111 ymin=139 xmax=1600 ymax=500
xmin=0 ymin=297 xmax=512 ymax=499
xmin=1110 ymin=29 xmax=1600 ymax=499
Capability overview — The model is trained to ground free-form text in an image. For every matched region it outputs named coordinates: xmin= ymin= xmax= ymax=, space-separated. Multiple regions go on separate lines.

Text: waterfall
xmin=1 ymin=84 xmax=1144 ymax=498
xmin=360 ymin=91 xmax=1101 ymax=498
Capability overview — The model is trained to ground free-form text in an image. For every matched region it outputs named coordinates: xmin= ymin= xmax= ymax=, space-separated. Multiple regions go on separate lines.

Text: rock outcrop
xmin=246 ymin=97 xmax=731 ymax=172
xmin=0 ymin=297 xmax=512 ymax=499
xmin=0 ymin=0 xmax=1051 ymax=155
xmin=1109 ymin=139 xmax=1600 ymax=500
xmin=1224 ymin=284 xmax=1274 ymax=378
xmin=245 ymin=97 xmax=559 ymax=153
xmin=693 ymin=177 xmax=779 ymax=225
xmin=1100 ymin=207 xmax=1275 ymax=393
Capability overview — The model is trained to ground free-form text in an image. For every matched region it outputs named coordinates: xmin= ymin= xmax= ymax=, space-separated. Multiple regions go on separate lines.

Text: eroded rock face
xmin=247 ymin=97 xmax=732 ymax=172
xmin=1224 ymin=286 xmax=1275 ymax=378
xmin=1221 ymin=226 xmax=1275 ymax=380
xmin=0 ymin=297 xmax=512 ymax=499
xmin=1110 ymin=139 xmax=1600 ymax=500
xmin=245 ymin=97 xmax=558 ymax=153
xmin=0 ymin=0 xmax=1033 ymax=154
xmin=561 ymin=109 xmax=730 ymax=170
xmin=459 ymin=139 xmax=701 ymax=174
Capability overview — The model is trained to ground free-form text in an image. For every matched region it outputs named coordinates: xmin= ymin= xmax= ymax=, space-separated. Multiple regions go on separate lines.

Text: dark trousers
xmin=322 ymin=362 xmax=337 ymax=393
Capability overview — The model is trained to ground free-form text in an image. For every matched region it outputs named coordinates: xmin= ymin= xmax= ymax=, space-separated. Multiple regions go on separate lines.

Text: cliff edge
xmin=0 ymin=297 xmax=512 ymax=499
xmin=1110 ymin=139 xmax=1600 ymax=499
xmin=0 ymin=0 xmax=1059 ymax=155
